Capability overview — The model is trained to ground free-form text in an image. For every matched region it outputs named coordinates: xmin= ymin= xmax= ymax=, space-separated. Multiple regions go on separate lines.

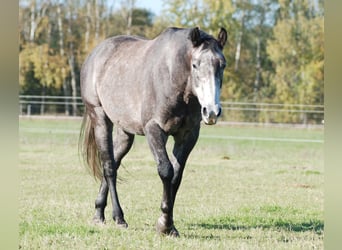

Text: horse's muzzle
xmin=202 ymin=106 xmax=221 ymax=125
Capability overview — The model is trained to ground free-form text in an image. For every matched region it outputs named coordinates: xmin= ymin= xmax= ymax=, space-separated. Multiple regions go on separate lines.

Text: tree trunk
xmin=234 ymin=10 xmax=245 ymax=72
xmin=57 ymin=4 xmax=69 ymax=115
xmin=253 ymin=0 xmax=266 ymax=103
xmin=105 ymin=0 xmax=116 ymax=37
xmin=29 ymin=0 xmax=36 ymax=42
xmin=94 ymin=0 xmax=100 ymax=43
xmin=122 ymin=0 xmax=135 ymax=35
xmin=29 ymin=1 xmax=48 ymax=43
xmin=67 ymin=4 xmax=78 ymax=116
xmin=67 ymin=42 xmax=77 ymax=116
xmin=40 ymin=84 xmax=46 ymax=115
xmin=127 ymin=2 xmax=133 ymax=35
xmin=85 ymin=0 xmax=91 ymax=52
xmin=68 ymin=49 xmax=77 ymax=116
xmin=253 ymin=37 xmax=261 ymax=103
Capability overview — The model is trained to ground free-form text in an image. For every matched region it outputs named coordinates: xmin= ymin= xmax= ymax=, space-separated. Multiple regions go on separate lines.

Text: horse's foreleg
xmin=145 ymin=121 xmax=178 ymax=236
xmin=171 ymin=125 xmax=200 ymax=206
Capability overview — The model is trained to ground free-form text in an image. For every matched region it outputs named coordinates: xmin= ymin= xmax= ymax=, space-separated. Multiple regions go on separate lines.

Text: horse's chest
xmin=163 ymin=116 xmax=185 ymax=134
xmin=163 ymin=112 xmax=200 ymax=136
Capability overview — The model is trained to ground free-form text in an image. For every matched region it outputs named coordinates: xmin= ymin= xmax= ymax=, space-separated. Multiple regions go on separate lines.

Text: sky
xmin=19 ymin=0 xmax=165 ymax=16
xmin=130 ymin=0 xmax=164 ymax=16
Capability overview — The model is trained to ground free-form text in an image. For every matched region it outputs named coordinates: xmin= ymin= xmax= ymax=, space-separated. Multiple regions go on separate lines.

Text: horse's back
xmin=80 ymin=28 xmax=196 ymax=135
xmin=81 ymin=35 xmax=149 ymax=97
xmin=80 ymin=35 xmax=152 ymax=134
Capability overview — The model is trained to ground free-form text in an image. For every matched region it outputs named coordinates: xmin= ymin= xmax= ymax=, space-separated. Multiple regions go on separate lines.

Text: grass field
xmin=19 ymin=117 xmax=324 ymax=249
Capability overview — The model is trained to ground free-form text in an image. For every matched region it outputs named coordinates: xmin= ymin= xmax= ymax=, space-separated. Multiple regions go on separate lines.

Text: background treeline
xmin=19 ymin=0 xmax=324 ymax=123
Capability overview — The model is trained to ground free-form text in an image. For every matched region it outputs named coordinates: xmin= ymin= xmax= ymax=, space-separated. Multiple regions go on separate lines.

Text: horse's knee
xmin=95 ymin=193 xmax=107 ymax=208
xmin=103 ymin=161 xmax=117 ymax=178
xmin=158 ymin=162 xmax=174 ymax=181
xmin=160 ymin=200 xmax=173 ymax=215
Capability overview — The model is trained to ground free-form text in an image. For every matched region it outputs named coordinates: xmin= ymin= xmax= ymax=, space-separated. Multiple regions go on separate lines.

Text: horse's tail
xmin=79 ymin=109 xmax=103 ymax=181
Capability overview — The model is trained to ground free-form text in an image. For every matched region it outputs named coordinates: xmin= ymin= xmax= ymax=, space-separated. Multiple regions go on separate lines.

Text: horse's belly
xmin=97 ymin=83 xmax=145 ymax=135
xmin=109 ymin=109 xmax=145 ymax=135
xmin=114 ymin=118 xmax=145 ymax=135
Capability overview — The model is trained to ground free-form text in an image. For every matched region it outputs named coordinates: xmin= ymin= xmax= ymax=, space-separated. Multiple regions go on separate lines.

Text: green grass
xmin=19 ymin=117 xmax=324 ymax=249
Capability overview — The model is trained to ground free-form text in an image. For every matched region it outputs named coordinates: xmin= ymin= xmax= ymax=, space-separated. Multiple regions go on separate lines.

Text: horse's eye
xmin=192 ymin=64 xmax=197 ymax=69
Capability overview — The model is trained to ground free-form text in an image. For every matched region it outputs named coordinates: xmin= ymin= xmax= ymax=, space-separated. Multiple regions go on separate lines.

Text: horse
xmin=79 ymin=26 xmax=227 ymax=237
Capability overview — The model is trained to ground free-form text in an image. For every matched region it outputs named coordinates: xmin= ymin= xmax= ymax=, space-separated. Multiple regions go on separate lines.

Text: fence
xmin=19 ymin=95 xmax=84 ymax=117
xmin=220 ymin=101 xmax=324 ymax=125
xmin=19 ymin=95 xmax=324 ymax=125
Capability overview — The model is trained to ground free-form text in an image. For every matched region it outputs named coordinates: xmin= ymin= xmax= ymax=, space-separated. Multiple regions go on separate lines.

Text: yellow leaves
xmin=19 ymin=43 xmax=69 ymax=88
xmin=203 ymin=0 xmax=234 ymax=16
xmin=266 ymin=3 xmax=324 ymax=111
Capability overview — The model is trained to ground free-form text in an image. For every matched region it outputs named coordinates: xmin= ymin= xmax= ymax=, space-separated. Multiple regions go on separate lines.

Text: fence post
xmin=27 ymin=104 xmax=31 ymax=116
xmin=40 ymin=95 xmax=45 ymax=115
xmin=303 ymin=112 xmax=307 ymax=126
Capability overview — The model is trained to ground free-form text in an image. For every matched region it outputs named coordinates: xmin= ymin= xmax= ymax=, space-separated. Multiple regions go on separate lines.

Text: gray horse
xmin=79 ymin=27 xmax=227 ymax=236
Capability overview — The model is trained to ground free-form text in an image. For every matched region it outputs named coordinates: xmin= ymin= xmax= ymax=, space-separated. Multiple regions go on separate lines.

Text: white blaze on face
xmin=191 ymin=49 xmax=222 ymax=125
xmin=194 ymin=73 xmax=221 ymax=124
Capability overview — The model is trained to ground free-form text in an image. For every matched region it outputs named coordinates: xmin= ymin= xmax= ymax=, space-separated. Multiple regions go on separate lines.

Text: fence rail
xmin=19 ymin=95 xmax=324 ymax=125
xmin=19 ymin=95 xmax=84 ymax=116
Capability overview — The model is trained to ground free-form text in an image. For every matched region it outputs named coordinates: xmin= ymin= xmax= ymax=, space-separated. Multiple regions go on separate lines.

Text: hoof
xmin=116 ymin=221 xmax=128 ymax=229
xmin=93 ymin=209 xmax=106 ymax=225
xmin=156 ymin=217 xmax=180 ymax=237
xmin=92 ymin=216 xmax=106 ymax=225
xmin=115 ymin=217 xmax=128 ymax=229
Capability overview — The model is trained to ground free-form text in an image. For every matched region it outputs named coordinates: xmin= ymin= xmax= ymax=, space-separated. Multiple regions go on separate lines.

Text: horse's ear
xmin=189 ymin=27 xmax=202 ymax=47
xmin=217 ymin=27 xmax=228 ymax=49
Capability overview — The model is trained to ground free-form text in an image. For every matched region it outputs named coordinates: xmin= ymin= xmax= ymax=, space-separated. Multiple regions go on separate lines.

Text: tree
xmin=19 ymin=0 xmax=158 ymax=115
xmin=20 ymin=0 xmax=68 ymax=113
xmin=267 ymin=0 xmax=324 ymax=122
xmin=18 ymin=0 xmax=324 ymax=123
xmin=163 ymin=0 xmax=239 ymax=102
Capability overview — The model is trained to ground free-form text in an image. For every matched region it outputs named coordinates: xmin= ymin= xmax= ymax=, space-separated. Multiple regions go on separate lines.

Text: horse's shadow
xmin=184 ymin=216 xmax=324 ymax=239
xmin=191 ymin=220 xmax=324 ymax=232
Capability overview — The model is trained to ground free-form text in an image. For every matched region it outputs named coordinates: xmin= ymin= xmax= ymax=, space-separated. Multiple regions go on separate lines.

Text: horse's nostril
xmin=202 ymin=107 xmax=208 ymax=117
xmin=217 ymin=107 xmax=222 ymax=117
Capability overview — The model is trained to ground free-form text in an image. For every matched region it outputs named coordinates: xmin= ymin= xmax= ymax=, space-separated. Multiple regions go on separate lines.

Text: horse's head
xmin=189 ymin=27 xmax=227 ymax=125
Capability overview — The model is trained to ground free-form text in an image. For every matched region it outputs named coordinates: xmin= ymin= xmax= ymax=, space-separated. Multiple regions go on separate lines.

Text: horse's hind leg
xmin=112 ymin=128 xmax=135 ymax=168
xmin=93 ymin=125 xmax=134 ymax=224
xmin=92 ymin=107 xmax=128 ymax=227
xmin=93 ymin=177 xmax=108 ymax=224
